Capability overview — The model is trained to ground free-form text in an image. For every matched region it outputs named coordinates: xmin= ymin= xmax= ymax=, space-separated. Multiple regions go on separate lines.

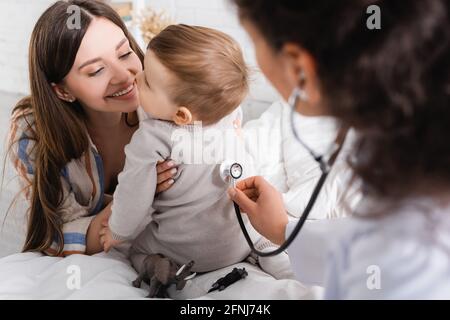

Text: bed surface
xmin=0 ymin=249 xmax=316 ymax=299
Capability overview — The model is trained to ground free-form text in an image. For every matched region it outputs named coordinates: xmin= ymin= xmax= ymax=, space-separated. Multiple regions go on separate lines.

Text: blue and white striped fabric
xmin=8 ymin=108 xmax=119 ymax=256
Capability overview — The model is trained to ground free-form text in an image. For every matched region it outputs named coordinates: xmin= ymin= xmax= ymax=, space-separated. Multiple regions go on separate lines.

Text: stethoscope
xmin=221 ymin=84 xmax=347 ymax=257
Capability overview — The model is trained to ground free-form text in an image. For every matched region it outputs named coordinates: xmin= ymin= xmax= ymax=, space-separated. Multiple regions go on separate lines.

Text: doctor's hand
xmin=227 ymin=176 xmax=289 ymax=246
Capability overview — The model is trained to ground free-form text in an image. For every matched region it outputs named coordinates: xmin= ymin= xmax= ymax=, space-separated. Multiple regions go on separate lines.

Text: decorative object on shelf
xmin=133 ymin=6 xmax=174 ymax=44
xmin=107 ymin=1 xmax=133 ymax=23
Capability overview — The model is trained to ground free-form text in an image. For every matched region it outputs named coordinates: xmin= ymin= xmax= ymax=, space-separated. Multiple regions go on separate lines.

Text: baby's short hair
xmin=148 ymin=24 xmax=249 ymax=125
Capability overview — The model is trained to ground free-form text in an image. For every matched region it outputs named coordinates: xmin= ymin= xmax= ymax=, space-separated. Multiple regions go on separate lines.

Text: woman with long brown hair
xmin=7 ymin=0 xmax=176 ymax=257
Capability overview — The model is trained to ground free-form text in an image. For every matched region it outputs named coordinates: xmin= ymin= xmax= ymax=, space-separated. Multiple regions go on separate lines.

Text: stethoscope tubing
xmin=233 ymin=94 xmax=345 ymax=256
xmin=233 ymin=168 xmax=330 ymax=257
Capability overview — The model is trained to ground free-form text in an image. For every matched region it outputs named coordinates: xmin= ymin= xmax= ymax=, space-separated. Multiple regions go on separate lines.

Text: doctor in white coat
xmin=228 ymin=0 xmax=450 ymax=299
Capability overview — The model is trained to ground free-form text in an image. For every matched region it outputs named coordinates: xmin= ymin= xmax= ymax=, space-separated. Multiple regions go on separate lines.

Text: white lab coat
xmin=243 ymin=101 xmax=361 ymax=220
xmin=244 ymin=101 xmax=450 ymax=299
xmin=287 ymin=196 xmax=450 ymax=299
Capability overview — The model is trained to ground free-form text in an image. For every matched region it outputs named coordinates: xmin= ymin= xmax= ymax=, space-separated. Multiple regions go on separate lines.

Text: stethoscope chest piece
xmin=220 ymin=161 xmax=243 ymax=185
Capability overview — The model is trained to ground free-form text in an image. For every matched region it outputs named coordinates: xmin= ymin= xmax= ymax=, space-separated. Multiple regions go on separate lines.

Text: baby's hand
xmin=99 ymin=221 xmax=123 ymax=252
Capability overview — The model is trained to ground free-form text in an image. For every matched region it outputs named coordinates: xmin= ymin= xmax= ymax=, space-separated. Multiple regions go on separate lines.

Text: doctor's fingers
xmin=242 ymin=188 xmax=259 ymax=201
xmin=228 ymin=187 xmax=258 ymax=215
xmin=236 ymin=176 xmax=270 ymax=194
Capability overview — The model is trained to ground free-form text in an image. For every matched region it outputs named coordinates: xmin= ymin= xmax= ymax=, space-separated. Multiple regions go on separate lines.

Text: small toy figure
xmin=208 ymin=267 xmax=248 ymax=293
xmin=132 ymin=253 xmax=196 ymax=298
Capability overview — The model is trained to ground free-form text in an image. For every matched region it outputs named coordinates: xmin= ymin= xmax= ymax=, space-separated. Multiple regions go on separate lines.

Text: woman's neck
xmin=85 ymin=109 xmax=124 ymax=130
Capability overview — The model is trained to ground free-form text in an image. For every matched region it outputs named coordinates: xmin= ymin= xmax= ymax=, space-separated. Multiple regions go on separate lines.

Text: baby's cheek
xmin=139 ymin=92 xmax=152 ymax=113
xmin=136 ymin=85 xmax=147 ymax=108
xmin=140 ymin=94 xmax=161 ymax=119
xmin=136 ymin=73 xmax=144 ymax=90
xmin=135 ymin=77 xmax=145 ymax=97
xmin=136 ymin=82 xmax=144 ymax=98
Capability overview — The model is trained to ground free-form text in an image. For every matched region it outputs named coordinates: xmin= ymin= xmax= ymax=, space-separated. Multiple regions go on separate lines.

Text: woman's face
xmin=241 ymin=19 xmax=325 ymax=116
xmin=61 ymin=17 xmax=143 ymax=114
xmin=242 ymin=20 xmax=294 ymax=101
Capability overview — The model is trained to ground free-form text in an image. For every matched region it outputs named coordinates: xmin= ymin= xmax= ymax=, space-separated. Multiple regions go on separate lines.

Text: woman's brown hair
xmin=9 ymin=0 xmax=144 ymax=255
xmin=148 ymin=24 xmax=249 ymax=125
xmin=234 ymin=0 xmax=450 ymax=200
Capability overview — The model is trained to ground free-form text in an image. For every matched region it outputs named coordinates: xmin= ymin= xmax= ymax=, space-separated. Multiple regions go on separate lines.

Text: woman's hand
xmin=86 ymin=202 xmax=113 ymax=255
xmin=227 ymin=176 xmax=289 ymax=245
xmin=156 ymin=159 xmax=177 ymax=193
xmin=99 ymin=221 xmax=123 ymax=253
xmin=85 ymin=159 xmax=176 ymax=255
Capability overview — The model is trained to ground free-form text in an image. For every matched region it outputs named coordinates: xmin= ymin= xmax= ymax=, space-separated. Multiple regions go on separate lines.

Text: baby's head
xmin=136 ymin=24 xmax=249 ymax=126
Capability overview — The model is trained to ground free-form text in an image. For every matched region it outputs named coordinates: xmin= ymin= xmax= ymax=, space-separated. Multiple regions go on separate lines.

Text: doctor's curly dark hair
xmin=233 ymin=0 xmax=450 ymax=199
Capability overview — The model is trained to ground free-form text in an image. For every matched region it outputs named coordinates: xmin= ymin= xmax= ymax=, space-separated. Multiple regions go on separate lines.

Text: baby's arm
xmin=107 ymin=124 xmax=161 ymax=243
xmin=109 ymin=151 xmax=158 ymax=241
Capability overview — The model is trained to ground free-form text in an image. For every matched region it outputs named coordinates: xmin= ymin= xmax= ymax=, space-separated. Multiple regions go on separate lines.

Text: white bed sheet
xmin=0 ymin=249 xmax=316 ymax=300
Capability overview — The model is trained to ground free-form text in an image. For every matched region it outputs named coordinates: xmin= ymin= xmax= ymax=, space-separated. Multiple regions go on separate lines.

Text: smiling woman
xmin=51 ymin=17 xmax=142 ymax=114
xmin=5 ymin=0 xmax=176 ymax=257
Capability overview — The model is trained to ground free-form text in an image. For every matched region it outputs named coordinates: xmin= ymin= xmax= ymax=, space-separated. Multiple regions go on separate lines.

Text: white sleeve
xmin=244 ymin=101 xmax=361 ymax=220
xmin=243 ymin=101 xmax=288 ymax=192
xmin=282 ymin=156 xmax=361 ymax=220
xmin=108 ymin=127 xmax=158 ymax=241
xmin=323 ymin=215 xmax=450 ymax=299
xmin=281 ymin=114 xmax=361 ymax=220
xmin=285 ymin=218 xmax=349 ymax=286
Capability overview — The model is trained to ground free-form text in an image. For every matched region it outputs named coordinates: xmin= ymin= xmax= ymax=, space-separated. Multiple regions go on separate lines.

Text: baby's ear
xmin=173 ymin=107 xmax=193 ymax=125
